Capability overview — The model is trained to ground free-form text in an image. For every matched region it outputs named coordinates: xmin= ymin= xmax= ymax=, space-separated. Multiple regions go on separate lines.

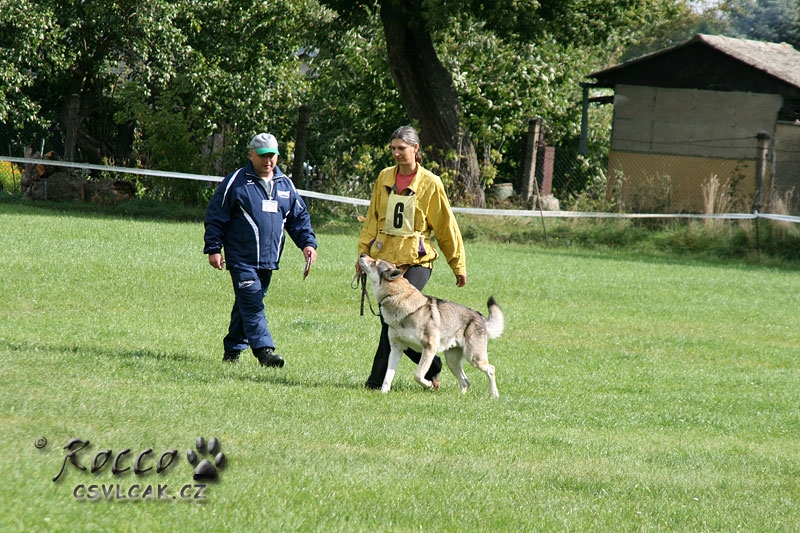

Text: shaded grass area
xmin=2 ymin=201 xmax=800 ymax=531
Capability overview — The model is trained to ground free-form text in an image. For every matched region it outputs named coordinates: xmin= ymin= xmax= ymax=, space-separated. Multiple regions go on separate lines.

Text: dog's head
xmin=358 ymin=254 xmax=403 ymax=288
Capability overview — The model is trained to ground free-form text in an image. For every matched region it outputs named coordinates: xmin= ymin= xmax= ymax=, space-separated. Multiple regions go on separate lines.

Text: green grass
xmin=3 ymin=201 xmax=800 ymax=532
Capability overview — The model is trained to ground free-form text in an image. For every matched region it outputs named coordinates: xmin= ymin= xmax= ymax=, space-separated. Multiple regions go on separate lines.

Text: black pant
xmin=364 ymin=265 xmax=443 ymax=388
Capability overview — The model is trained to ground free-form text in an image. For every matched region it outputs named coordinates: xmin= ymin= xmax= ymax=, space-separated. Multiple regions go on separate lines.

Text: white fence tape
xmin=298 ymin=189 xmax=369 ymax=207
xmin=4 ymin=156 xmax=800 ymax=224
xmin=1 ymin=156 xmax=221 ymax=183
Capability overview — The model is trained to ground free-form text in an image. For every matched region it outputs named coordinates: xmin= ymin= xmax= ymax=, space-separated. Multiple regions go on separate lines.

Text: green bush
xmin=0 ymin=161 xmax=22 ymax=194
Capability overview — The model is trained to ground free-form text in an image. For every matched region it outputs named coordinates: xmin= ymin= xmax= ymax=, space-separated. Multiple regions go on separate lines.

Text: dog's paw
xmin=186 ymin=436 xmax=226 ymax=482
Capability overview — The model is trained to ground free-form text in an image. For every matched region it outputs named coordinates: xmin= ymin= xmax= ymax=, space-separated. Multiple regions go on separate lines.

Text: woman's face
xmin=390 ymin=139 xmax=417 ymax=167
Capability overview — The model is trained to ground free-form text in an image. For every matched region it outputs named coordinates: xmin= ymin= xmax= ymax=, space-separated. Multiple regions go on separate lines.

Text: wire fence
xmin=545 ymin=130 xmax=800 ymax=218
xmin=4 ymin=155 xmax=800 ymax=227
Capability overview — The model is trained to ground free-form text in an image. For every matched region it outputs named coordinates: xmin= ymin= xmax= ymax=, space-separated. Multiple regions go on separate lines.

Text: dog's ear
xmin=383 ymin=268 xmax=404 ymax=281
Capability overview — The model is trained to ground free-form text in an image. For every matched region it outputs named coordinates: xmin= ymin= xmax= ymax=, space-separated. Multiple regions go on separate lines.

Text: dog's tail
xmin=486 ymin=296 xmax=504 ymax=339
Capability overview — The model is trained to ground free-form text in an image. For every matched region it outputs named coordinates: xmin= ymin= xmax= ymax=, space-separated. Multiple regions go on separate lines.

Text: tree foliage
xmin=300 ymin=5 xmax=407 ymax=198
xmin=720 ymin=0 xmax=800 ymax=48
xmin=0 ymin=0 xmax=188 ymax=158
xmin=0 ymin=0 xmax=734 ymax=206
xmin=314 ymin=0 xmax=694 ymax=204
xmin=0 ymin=1 xmax=56 ymax=137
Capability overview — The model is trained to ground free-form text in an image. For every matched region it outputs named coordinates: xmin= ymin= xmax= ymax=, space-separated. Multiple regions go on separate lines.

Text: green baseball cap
xmin=250 ymin=133 xmax=279 ymax=155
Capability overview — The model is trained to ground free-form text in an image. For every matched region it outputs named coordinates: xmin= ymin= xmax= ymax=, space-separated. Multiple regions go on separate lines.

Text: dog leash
xmin=352 ymin=272 xmax=380 ymax=317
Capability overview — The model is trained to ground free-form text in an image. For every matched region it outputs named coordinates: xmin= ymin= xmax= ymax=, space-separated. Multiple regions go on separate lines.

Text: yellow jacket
xmin=357 ymin=164 xmax=466 ymax=276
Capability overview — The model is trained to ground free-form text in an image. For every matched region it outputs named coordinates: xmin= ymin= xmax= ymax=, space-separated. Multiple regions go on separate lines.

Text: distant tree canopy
xmin=0 ymin=1 xmax=329 ymax=164
xmin=721 ymin=0 xmax=800 ymax=48
xmin=0 ymin=0 xmax=767 ymax=206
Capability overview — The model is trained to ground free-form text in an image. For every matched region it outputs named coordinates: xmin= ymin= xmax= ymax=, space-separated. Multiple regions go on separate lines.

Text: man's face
xmin=249 ymin=150 xmax=277 ymax=178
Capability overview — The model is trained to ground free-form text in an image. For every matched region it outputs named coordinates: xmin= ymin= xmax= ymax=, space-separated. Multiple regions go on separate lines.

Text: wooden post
xmin=520 ymin=117 xmax=542 ymax=201
xmin=753 ymin=131 xmax=770 ymax=260
xmin=754 ymin=131 xmax=770 ymax=212
xmin=579 ymin=84 xmax=589 ymax=156
xmin=292 ymin=104 xmax=311 ymax=189
xmin=64 ymin=93 xmax=80 ymax=161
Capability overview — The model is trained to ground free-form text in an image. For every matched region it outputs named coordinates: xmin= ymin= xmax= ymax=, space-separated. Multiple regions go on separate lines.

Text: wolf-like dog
xmin=358 ymin=254 xmax=504 ymax=397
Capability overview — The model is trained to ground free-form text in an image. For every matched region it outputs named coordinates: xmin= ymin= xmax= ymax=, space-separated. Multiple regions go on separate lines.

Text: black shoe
xmin=364 ymin=381 xmax=381 ymax=390
xmin=222 ymin=350 xmax=241 ymax=362
xmin=254 ymin=347 xmax=284 ymax=368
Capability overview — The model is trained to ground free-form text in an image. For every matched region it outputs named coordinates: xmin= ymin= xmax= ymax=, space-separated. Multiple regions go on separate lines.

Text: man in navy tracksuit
xmin=204 ymin=133 xmax=317 ymax=367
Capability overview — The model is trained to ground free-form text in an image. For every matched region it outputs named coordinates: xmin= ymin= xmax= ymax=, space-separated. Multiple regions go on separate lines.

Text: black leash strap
xmin=352 ymin=272 xmax=379 ymax=317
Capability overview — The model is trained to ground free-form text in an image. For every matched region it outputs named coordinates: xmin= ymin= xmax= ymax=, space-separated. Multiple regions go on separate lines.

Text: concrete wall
xmin=772 ymin=122 xmax=800 ymax=201
xmin=611 ymin=85 xmax=781 ymax=159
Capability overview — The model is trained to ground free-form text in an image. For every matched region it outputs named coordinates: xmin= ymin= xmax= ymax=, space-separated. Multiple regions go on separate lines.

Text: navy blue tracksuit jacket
xmin=203 ymin=162 xmax=317 ymax=268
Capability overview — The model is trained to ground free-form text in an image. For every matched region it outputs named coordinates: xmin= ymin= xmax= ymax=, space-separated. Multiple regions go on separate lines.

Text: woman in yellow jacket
xmin=357 ymin=125 xmax=467 ymax=390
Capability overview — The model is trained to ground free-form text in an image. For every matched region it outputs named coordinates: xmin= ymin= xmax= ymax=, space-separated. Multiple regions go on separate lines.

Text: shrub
xmin=0 ymin=161 xmax=22 ymax=194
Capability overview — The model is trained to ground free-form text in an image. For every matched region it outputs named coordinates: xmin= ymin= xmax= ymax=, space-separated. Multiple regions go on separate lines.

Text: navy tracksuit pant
xmin=224 ymin=265 xmax=274 ymax=352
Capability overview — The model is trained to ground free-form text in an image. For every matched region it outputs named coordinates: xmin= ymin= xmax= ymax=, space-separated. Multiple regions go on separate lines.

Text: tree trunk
xmin=380 ymin=0 xmax=485 ymax=207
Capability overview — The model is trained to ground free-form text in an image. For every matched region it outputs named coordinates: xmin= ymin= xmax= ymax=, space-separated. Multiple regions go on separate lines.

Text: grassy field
xmin=2 ymin=201 xmax=800 ymax=532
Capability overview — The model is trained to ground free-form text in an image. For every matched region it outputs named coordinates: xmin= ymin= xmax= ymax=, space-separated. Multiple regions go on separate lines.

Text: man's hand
xmin=303 ymin=246 xmax=317 ymax=265
xmin=208 ymin=253 xmax=225 ymax=270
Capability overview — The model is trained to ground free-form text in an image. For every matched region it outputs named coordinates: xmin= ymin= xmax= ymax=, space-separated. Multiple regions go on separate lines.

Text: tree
xmin=318 ymin=0 xmax=694 ymax=206
xmin=0 ymin=1 xmax=333 ymax=174
xmin=299 ymin=7 xmax=407 ymax=199
xmin=0 ymin=0 xmax=191 ymax=161
xmin=113 ymin=0 xmax=334 ymax=202
xmin=0 ymin=1 xmax=56 ymax=148
xmin=380 ymin=0 xmax=484 ymax=205
xmin=317 ymin=0 xmax=487 ymax=206
xmin=619 ymin=1 xmax=729 ymax=60
xmin=720 ymin=0 xmax=800 ymax=48
xmin=1 ymin=0 xmax=695 ymax=209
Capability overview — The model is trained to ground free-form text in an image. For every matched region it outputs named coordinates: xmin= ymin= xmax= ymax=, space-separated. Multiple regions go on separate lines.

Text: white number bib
xmin=384 ymin=192 xmax=415 ymax=236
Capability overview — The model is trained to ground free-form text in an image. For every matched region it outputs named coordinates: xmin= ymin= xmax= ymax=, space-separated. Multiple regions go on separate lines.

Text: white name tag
xmin=262 ymin=199 xmax=278 ymax=213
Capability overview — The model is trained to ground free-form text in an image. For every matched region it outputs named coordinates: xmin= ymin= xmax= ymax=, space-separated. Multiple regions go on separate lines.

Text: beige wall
xmin=612 ymin=85 xmax=781 ymax=159
xmin=772 ymin=122 xmax=800 ymax=199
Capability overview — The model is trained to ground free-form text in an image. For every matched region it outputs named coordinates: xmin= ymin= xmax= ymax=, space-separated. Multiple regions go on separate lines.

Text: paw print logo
xmin=187 ymin=436 xmax=226 ymax=482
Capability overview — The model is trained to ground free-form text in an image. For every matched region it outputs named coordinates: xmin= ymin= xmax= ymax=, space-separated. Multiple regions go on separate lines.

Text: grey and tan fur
xmin=358 ymin=254 xmax=504 ymax=397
